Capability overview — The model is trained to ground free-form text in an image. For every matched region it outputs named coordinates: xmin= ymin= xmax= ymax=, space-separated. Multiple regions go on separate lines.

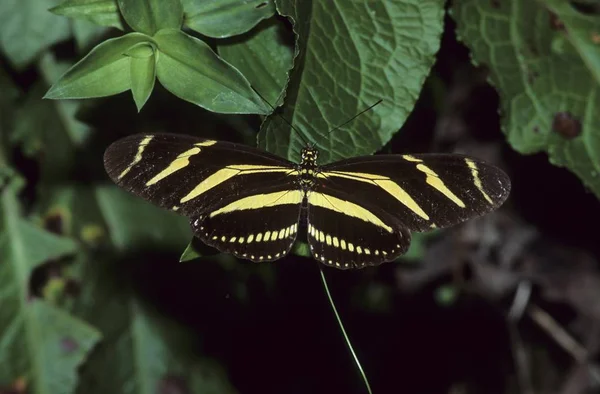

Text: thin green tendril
xmin=319 ymin=266 xmax=373 ymax=394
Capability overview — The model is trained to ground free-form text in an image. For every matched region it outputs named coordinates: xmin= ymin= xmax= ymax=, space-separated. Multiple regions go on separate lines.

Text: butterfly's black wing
xmin=307 ymin=154 xmax=510 ymax=268
xmin=306 ymin=185 xmax=411 ymax=269
xmin=104 ymin=133 xmax=302 ymax=261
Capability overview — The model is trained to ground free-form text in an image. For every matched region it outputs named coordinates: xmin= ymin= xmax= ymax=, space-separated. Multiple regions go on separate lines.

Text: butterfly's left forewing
xmin=320 ymin=154 xmax=511 ymax=232
xmin=104 ymin=133 xmax=303 ymax=261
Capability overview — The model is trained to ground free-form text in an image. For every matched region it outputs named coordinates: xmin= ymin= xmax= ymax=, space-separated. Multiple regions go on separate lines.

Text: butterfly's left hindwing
xmin=104 ymin=133 xmax=303 ymax=262
xmin=192 ymin=187 xmax=303 ymax=262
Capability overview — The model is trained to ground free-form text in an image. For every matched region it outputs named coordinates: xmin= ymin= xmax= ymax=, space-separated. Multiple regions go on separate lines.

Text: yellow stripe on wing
xmin=318 ymin=170 xmax=430 ymax=220
xmin=307 ymin=191 xmax=393 ymax=233
xmin=181 ymin=165 xmax=298 ymax=203
xmin=415 ymin=164 xmax=465 ymax=208
xmin=146 ymin=147 xmax=202 ymax=185
xmin=209 ymin=189 xmax=304 ymax=218
xmin=465 ymin=158 xmax=493 ymax=204
xmin=118 ymin=135 xmax=154 ymax=179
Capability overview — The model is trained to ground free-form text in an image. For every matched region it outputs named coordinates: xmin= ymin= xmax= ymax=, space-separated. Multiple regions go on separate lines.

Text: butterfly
xmin=103 ymin=131 xmax=510 ymax=269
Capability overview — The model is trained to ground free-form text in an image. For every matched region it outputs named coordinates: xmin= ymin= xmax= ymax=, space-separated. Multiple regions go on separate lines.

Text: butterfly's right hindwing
xmin=104 ymin=133 xmax=297 ymax=217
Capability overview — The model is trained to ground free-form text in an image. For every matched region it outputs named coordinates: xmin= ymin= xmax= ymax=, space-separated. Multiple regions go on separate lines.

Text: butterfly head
xmin=300 ymin=145 xmax=319 ymax=166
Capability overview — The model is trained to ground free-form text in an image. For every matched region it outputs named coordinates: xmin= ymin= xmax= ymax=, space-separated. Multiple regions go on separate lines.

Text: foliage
xmin=452 ymin=0 xmax=600 ymax=198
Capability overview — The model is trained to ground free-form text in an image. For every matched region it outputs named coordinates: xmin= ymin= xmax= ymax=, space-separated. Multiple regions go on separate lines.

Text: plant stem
xmin=319 ymin=266 xmax=373 ymax=394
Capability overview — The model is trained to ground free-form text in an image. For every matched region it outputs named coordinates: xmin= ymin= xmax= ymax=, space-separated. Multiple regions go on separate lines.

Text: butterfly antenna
xmin=251 ymin=86 xmax=311 ymax=146
xmin=319 ymin=266 xmax=373 ymax=394
xmin=327 ymin=99 xmax=383 ymax=136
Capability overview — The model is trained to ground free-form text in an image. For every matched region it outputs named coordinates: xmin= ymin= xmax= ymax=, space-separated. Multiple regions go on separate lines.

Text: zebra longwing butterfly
xmin=103 ymin=132 xmax=510 ymax=269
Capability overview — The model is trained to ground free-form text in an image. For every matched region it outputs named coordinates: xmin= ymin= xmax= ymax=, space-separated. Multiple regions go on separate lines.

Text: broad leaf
xmin=37 ymin=186 xmax=237 ymax=394
xmin=51 ymin=0 xmax=124 ymax=30
xmin=44 ymin=33 xmax=150 ymax=99
xmin=183 ymin=0 xmax=275 ymax=38
xmin=118 ymin=0 xmax=183 ymax=35
xmin=0 ymin=66 xmax=21 ymax=164
xmin=218 ymin=18 xmax=293 ymax=106
xmin=0 ymin=0 xmax=71 ymax=69
xmin=73 ymin=280 xmax=238 ymax=394
xmin=11 ymin=86 xmax=88 ymax=182
xmin=259 ymin=0 xmax=445 ymax=162
xmin=11 ymin=54 xmax=91 ymax=182
xmin=94 ymin=185 xmax=190 ymax=252
xmin=452 ymin=0 xmax=600 ymax=198
xmin=0 ymin=176 xmax=101 ymax=394
xmin=154 ymin=29 xmax=270 ymax=114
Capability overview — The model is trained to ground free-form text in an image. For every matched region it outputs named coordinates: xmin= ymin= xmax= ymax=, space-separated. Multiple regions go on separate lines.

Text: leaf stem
xmin=319 ymin=266 xmax=373 ymax=394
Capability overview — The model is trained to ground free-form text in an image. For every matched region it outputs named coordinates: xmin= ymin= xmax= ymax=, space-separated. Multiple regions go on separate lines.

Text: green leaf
xmin=12 ymin=82 xmax=90 ymax=182
xmin=44 ymin=33 xmax=150 ymax=100
xmin=31 ymin=170 xmax=237 ymax=393
xmin=10 ymin=53 xmax=91 ymax=183
xmin=154 ymin=29 xmax=270 ymax=114
xmin=0 ymin=66 xmax=21 ymax=167
xmin=179 ymin=242 xmax=199 ymax=262
xmin=452 ymin=0 xmax=600 ymax=199
xmin=118 ymin=0 xmax=183 ymax=35
xmin=259 ymin=0 xmax=445 ymax=162
xmin=218 ymin=18 xmax=293 ymax=106
xmin=127 ymin=43 xmax=156 ymax=111
xmin=73 ymin=287 xmax=238 ymax=394
xmin=94 ymin=185 xmax=191 ymax=252
xmin=50 ymin=0 xmax=124 ymax=30
xmin=0 ymin=176 xmax=101 ymax=394
xmin=43 ymin=184 xmax=237 ymax=394
xmin=183 ymin=0 xmax=275 ymax=38
xmin=0 ymin=0 xmax=71 ymax=69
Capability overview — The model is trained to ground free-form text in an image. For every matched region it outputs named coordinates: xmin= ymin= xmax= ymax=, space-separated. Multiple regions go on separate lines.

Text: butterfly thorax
xmin=297 ymin=146 xmax=320 ymax=191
